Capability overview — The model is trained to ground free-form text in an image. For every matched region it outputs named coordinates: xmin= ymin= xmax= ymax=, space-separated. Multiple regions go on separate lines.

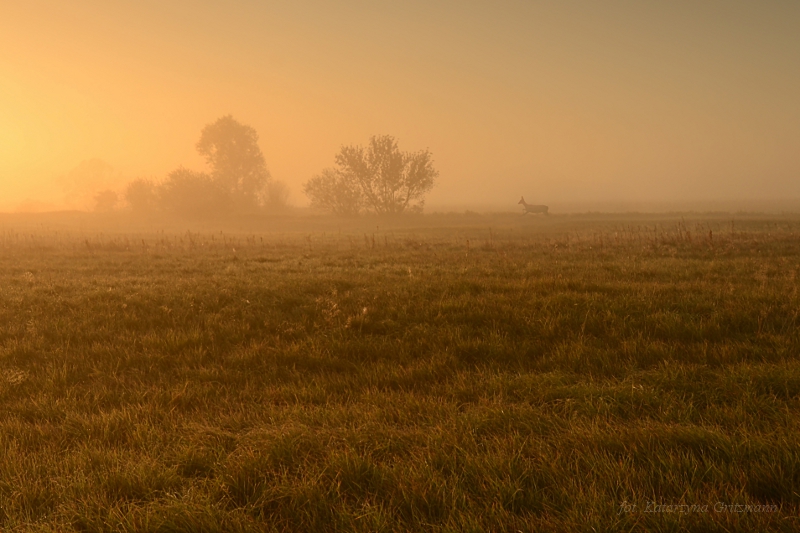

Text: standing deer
xmin=519 ymin=196 xmax=548 ymax=215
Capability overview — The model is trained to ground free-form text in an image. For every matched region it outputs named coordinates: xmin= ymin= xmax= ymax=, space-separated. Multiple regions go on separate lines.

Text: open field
xmin=1 ymin=212 xmax=799 ymax=532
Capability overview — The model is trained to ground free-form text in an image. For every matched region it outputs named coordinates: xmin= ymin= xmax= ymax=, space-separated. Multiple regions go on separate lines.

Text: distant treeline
xmin=122 ymin=116 xmax=289 ymax=217
xmin=117 ymin=116 xmax=438 ymax=218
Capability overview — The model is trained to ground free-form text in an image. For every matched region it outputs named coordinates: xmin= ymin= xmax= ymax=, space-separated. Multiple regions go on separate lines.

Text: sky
xmin=1 ymin=0 xmax=799 ymax=211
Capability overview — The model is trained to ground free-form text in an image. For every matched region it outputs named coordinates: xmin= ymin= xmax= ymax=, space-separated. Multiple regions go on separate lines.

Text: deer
xmin=518 ymin=196 xmax=549 ymax=215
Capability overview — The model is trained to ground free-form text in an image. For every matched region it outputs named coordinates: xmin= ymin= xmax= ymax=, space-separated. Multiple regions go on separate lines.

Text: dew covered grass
xmin=1 ymin=213 xmax=799 ymax=531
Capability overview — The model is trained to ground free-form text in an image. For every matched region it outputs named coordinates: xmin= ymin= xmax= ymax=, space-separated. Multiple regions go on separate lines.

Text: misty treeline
xmin=305 ymin=135 xmax=438 ymax=215
xmin=123 ymin=116 xmax=289 ymax=217
xmin=119 ymin=117 xmax=437 ymax=217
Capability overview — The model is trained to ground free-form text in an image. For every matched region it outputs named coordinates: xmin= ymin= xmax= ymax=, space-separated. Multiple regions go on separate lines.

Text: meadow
xmin=1 ymin=212 xmax=799 ymax=532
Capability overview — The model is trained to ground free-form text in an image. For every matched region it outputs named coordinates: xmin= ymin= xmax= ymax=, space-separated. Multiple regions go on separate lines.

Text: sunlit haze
xmin=2 ymin=0 xmax=799 ymax=212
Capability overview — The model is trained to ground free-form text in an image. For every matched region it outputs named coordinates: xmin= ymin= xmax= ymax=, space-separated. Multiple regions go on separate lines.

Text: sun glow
xmin=0 ymin=1 xmax=798 ymax=211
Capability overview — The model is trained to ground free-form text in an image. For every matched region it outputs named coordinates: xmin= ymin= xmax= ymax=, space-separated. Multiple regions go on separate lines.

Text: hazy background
xmin=1 ymin=0 xmax=799 ymax=213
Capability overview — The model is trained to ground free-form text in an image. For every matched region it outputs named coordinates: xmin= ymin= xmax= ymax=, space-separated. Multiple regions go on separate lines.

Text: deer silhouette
xmin=518 ymin=196 xmax=548 ymax=215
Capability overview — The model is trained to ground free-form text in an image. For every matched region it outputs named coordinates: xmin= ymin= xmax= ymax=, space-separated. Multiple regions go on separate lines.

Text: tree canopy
xmin=304 ymin=168 xmax=363 ymax=216
xmin=306 ymin=135 xmax=437 ymax=215
xmin=124 ymin=178 xmax=158 ymax=213
xmin=125 ymin=116 xmax=291 ymax=217
xmin=196 ymin=115 xmax=271 ymax=210
xmin=159 ymin=167 xmax=227 ymax=217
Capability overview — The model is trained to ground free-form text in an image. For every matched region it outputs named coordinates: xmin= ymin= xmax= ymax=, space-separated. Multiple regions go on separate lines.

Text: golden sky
xmin=1 ymin=0 xmax=799 ymax=210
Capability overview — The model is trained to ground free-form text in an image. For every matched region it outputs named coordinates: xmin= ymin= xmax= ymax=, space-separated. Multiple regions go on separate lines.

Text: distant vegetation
xmin=124 ymin=116 xmax=289 ymax=217
xmin=116 ymin=128 xmax=438 ymax=218
xmin=305 ymin=135 xmax=438 ymax=216
xmin=0 ymin=214 xmax=798 ymax=531
xmin=93 ymin=189 xmax=119 ymax=212
xmin=57 ymin=159 xmax=121 ymax=211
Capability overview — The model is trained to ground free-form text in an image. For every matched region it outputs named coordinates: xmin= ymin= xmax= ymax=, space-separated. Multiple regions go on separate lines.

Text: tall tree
xmin=196 ymin=115 xmax=271 ymax=209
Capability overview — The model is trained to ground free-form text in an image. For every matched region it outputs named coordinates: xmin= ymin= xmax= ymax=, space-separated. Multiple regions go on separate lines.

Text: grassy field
xmin=1 ymin=212 xmax=799 ymax=532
